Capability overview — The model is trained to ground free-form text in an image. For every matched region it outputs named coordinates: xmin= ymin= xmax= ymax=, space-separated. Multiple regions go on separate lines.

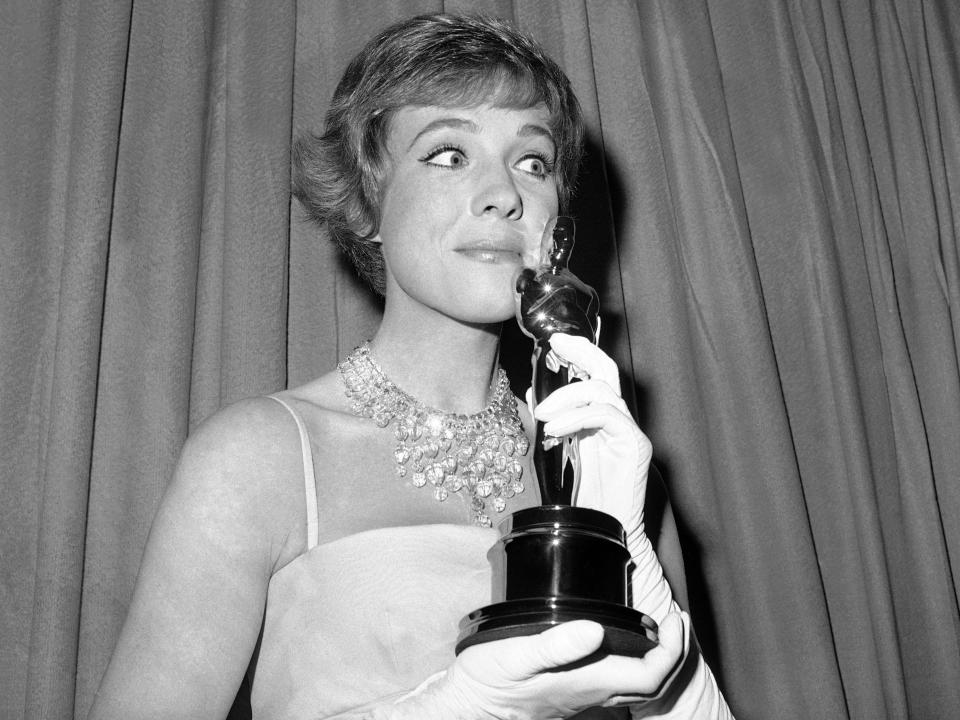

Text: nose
xmin=470 ymin=164 xmax=523 ymax=219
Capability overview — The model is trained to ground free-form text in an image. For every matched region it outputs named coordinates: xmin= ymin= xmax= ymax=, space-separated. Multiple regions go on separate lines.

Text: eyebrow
xmin=407 ymin=118 xmax=478 ymax=150
xmin=517 ymin=123 xmax=555 ymax=146
xmin=406 ymin=117 xmax=556 ymax=150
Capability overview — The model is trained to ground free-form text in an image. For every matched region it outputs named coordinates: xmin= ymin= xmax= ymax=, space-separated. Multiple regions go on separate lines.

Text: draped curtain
xmin=2 ymin=1 xmax=957 ymax=718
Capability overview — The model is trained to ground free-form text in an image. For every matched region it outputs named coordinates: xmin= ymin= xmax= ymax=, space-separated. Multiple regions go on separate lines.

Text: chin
xmin=457 ymin=310 xmax=516 ymax=328
xmin=424 ymin=274 xmax=521 ymax=326
xmin=454 ymin=296 xmax=517 ymax=327
xmin=489 ymin=290 xmax=522 ymax=321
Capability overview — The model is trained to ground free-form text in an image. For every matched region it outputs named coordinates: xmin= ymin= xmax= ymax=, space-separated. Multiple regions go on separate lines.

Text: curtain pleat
xmin=72 ymin=2 xmax=214 ymax=713
xmin=0 ymin=1 xmax=132 ymax=717
xmin=2 ymin=1 xmax=958 ymax=718
xmin=71 ymin=1 xmax=299 ymax=713
xmin=583 ymin=3 xmax=849 ymax=715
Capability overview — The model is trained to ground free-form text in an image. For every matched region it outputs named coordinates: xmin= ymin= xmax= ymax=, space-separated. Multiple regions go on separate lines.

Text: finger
xmin=504 ymin=620 xmax=605 ymax=677
xmin=618 ymin=610 xmax=688 ymax=701
xmin=643 ymin=609 xmax=687 ymax=673
xmin=592 ymin=611 xmax=688 ymax=704
xmin=541 ymin=405 xmax=646 ymax=449
xmin=548 ymin=334 xmax=621 ymax=392
xmin=534 ymin=379 xmax=628 ymax=420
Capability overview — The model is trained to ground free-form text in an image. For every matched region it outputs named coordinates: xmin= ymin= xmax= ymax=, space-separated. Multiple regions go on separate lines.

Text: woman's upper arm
xmin=88 ymin=398 xmax=304 ymax=719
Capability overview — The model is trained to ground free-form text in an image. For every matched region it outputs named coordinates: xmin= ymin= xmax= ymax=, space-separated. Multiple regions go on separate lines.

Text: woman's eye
xmin=422 ymin=146 xmax=467 ymax=168
xmin=516 ymin=154 xmax=554 ymax=178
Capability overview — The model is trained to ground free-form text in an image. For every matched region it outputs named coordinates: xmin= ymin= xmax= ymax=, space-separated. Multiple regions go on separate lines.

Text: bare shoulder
xmin=176 ymin=395 xmax=305 ymax=489
xmin=282 ymin=366 xmax=351 ymax=414
xmin=90 ymin=395 xmax=317 ymax=716
xmin=164 ymin=395 xmax=311 ymax=570
xmin=271 ymin=367 xmax=360 ymax=437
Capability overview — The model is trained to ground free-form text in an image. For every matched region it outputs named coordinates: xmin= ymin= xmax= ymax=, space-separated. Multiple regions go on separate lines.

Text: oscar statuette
xmin=456 ymin=217 xmax=658 ymax=658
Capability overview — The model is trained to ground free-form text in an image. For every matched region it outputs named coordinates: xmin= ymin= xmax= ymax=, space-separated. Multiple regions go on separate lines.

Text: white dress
xmin=250 ymin=396 xmax=627 ymax=719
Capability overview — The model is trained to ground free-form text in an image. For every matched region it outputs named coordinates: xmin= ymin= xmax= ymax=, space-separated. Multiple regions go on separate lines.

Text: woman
xmin=89 ymin=14 xmax=732 ymax=719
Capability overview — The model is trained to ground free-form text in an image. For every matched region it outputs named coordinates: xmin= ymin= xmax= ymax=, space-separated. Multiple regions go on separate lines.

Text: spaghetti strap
xmin=267 ymin=395 xmax=320 ymax=550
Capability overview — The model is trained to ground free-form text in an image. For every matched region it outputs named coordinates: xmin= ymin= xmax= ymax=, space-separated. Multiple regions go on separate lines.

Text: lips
xmin=455 ymin=236 xmax=536 ymax=265
xmin=456 ymin=247 xmax=523 ymax=264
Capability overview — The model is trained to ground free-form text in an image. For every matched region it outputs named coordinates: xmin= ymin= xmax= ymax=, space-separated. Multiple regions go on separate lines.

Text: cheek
xmin=528 ymin=180 xmax=559 ymax=214
xmin=526 ymin=187 xmax=560 ymax=226
xmin=378 ymin=184 xmax=456 ymax=275
xmin=381 ymin=177 xmax=456 ymax=236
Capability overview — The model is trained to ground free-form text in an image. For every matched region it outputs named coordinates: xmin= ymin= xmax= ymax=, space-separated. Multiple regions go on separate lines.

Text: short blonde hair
xmin=292 ymin=13 xmax=585 ymax=294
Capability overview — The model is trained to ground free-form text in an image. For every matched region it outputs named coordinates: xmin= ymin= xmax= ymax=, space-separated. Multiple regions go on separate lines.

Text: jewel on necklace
xmin=339 ymin=343 xmax=528 ymax=528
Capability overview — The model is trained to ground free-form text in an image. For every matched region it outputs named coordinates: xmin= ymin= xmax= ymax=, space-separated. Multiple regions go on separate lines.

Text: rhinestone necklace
xmin=338 ymin=343 xmax=529 ymax=527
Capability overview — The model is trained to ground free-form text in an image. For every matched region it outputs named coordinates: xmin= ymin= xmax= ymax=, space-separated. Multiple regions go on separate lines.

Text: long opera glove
xmin=535 ymin=334 xmax=734 ymax=719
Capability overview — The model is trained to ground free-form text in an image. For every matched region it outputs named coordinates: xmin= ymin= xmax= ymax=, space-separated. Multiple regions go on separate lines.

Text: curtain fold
xmin=1 ymin=1 xmax=132 ymax=717
xmin=2 ymin=1 xmax=958 ymax=718
xmin=583 ymin=3 xmax=850 ymax=714
xmin=73 ymin=1 xmax=299 ymax=713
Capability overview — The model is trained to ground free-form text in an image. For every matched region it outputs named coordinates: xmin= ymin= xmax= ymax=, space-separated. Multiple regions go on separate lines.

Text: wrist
xmin=627 ymin=526 xmax=677 ymax=624
xmin=628 ymin=632 xmax=733 ymax=719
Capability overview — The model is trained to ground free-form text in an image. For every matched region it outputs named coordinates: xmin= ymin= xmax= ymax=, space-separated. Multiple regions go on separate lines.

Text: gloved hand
xmin=530 ymin=333 xmax=650 ymax=534
xmin=370 ymin=615 xmax=687 ymax=720
xmin=530 ymin=333 xmax=673 ymax=623
xmin=531 ymin=335 xmax=736 ymax=720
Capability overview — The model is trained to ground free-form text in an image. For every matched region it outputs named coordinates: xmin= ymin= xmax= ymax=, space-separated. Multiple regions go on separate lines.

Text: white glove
xmin=533 ymin=334 xmax=648 ymax=527
xmin=367 ymin=616 xmax=687 ymax=720
xmin=531 ymin=333 xmax=672 ymax=623
xmin=532 ymin=334 xmax=735 ymax=719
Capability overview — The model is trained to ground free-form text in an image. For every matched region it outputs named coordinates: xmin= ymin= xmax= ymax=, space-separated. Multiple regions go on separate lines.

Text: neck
xmin=370 ymin=305 xmax=504 ymax=415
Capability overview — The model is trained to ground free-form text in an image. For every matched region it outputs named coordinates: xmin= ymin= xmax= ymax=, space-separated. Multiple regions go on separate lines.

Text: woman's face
xmin=374 ymin=103 xmax=560 ymax=325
